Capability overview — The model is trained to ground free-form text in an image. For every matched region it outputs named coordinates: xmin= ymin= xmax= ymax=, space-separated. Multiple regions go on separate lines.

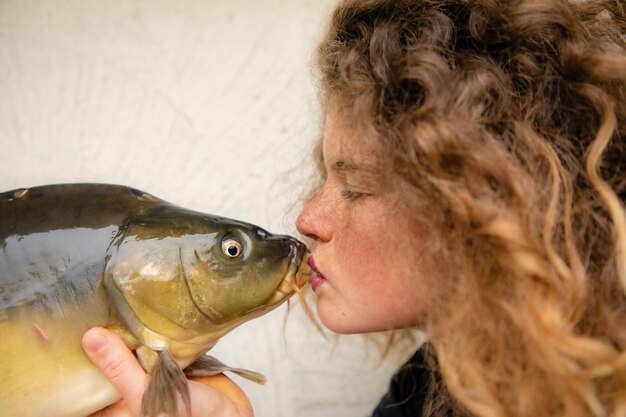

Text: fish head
xmin=104 ymin=206 xmax=310 ymax=349
xmin=180 ymin=215 xmax=309 ymax=324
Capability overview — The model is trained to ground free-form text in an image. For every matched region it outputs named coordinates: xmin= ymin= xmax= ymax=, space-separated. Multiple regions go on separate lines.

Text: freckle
xmin=33 ymin=323 xmax=51 ymax=346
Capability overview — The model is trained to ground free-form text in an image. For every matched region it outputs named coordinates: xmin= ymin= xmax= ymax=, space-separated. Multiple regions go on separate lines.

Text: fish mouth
xmin=264 ymin=243 xmax=311 ymax=306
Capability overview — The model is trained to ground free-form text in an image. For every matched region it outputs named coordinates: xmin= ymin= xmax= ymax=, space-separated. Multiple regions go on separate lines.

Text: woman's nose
xmin=296 ymin=192 xmax=331 ymax=243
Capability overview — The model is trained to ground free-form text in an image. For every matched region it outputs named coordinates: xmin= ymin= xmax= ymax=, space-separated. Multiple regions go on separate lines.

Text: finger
xmin=189 ymin=374 xmax=253 ymax=416
xmin=190 ymin=374 xmax=251 ymax=410
xmin=87 ymin=401 xmax=135 ymax=417
xmin=82 ymin=327 xmax=148 ymax=415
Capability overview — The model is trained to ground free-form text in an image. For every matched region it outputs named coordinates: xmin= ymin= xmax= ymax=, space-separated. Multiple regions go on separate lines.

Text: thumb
xmin=82 ymin=327 xmax=148 ymax=414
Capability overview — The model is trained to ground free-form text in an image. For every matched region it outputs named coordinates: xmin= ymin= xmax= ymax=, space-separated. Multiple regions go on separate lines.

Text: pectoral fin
xmin=140 ymin=349 xmax=192 ymax=417
xmin=184 ymin=355 xmax=267 ymax=385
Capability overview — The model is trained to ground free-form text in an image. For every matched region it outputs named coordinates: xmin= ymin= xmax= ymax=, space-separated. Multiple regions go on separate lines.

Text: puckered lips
xmin=307 ymin=255 xmax=327 ymax=292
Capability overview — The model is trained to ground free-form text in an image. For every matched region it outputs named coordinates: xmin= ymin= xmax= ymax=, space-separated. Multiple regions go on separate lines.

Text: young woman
xmin=84 ymin=0 xmax=626 ymax=416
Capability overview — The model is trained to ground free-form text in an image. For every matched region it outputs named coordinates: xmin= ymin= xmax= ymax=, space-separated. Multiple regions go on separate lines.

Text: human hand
xmin=82 ymin=328 xmax=253 ymax=417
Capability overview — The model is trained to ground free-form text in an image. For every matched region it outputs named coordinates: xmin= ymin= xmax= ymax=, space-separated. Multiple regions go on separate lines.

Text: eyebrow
xmin=331 ymin=160 xmax=358 ymax=172
xmin=331 ymin=159 xmax=380 ymax=173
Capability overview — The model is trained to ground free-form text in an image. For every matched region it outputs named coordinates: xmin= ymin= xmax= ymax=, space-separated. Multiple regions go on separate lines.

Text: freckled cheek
xmin=339 ymin=235 xmax=389 ymax=281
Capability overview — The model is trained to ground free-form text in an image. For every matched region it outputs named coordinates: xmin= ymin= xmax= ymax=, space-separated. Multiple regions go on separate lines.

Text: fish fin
xmin=184 ymin=355 xmax=267 ymax=385
xmin=136 ymin=345 xmax=159 ymax=373
xmin=140 ymin=349 xmax=192 ymax=417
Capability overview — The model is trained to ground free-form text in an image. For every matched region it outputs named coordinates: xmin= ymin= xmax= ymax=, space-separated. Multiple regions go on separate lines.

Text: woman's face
xmin=296 ymin=113 xmax=436 ymax=334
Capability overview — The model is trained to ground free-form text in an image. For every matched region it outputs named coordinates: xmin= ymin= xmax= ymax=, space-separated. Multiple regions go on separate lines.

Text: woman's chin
xmin=315 ymin=299 xmax=368 ymax=334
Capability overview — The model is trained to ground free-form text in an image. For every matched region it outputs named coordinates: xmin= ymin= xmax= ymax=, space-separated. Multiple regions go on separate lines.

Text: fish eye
xmin=221 ymin=238 xmax=243 ymax=258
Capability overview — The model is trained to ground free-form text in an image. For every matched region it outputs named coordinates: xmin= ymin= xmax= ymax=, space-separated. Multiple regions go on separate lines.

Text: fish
xmin=0 ymin=183 xmax=309 ymax=417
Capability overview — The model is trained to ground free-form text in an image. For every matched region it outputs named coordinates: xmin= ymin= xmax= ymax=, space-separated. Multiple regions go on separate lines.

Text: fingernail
xmin=84 ymin=329 xmax=108 ymax=353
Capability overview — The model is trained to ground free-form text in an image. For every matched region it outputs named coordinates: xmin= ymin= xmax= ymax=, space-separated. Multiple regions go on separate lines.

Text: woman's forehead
xmin=322 ymin=112 xmax=382 ymax=172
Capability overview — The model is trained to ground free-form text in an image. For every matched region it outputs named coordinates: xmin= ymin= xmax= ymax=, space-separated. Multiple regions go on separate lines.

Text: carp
xmin=0 ymin=183 xmax=309 ymax=417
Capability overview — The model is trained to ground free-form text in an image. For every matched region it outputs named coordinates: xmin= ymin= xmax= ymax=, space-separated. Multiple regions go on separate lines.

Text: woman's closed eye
xmin=340 ymin=186 xmax=372 ymax=199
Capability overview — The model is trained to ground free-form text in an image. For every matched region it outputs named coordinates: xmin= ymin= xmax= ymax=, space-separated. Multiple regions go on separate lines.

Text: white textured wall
xmin=0 ymin=1 xmax=417 ymax=416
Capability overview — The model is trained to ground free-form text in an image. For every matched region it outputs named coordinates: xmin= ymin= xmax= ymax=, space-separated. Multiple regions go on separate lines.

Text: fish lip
xmin=294 ymin=249 xmax=312 ymax=288
xmin=282 ymin=239 xmax=311 ymax=289
xmin=265 ymin=243 xmax=311 ymax=306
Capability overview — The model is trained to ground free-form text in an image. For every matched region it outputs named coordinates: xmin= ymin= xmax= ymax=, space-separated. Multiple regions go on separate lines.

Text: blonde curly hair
xmin=315 ymin=0 xmax=626 ymax=416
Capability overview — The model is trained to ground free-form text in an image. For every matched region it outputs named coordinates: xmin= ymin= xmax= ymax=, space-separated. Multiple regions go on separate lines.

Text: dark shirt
xmin=371 ymin=348 xmax=432 ymax=417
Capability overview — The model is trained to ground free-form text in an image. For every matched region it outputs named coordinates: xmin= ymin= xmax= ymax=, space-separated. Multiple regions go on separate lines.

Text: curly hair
xmin=315 ymin=0 xmax=626 ymax=416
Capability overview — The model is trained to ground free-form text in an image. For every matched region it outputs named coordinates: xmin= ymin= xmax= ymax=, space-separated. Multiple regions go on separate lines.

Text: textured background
xmin=0 ymin=1 xmax=420 ymax=416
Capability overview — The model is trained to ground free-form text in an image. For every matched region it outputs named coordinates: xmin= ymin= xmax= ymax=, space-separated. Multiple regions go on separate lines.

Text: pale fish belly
xmin=0 ymin=298 xmax=118 ymax=416
xmin=3 ymin=368 xmax=120 ymax=417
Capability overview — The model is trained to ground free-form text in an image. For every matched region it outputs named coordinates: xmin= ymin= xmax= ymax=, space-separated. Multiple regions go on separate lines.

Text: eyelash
xmin=340 ymin=189 xmax=366 ymax=199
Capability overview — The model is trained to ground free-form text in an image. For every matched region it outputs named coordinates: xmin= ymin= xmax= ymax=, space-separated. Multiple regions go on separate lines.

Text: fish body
xmin=0 ymin=184 xmax=308 ymax=417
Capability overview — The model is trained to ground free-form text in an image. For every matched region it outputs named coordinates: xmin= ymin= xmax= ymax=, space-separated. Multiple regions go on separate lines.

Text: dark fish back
xmin=0 ymin=183 xmax=165 ymax=239
xmin=0 ymin=184 xmax=168 ymax=312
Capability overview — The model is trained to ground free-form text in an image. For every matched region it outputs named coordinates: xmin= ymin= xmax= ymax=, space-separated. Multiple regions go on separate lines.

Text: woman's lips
xmin=307 ymin=255 xmax=327 ymax=292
